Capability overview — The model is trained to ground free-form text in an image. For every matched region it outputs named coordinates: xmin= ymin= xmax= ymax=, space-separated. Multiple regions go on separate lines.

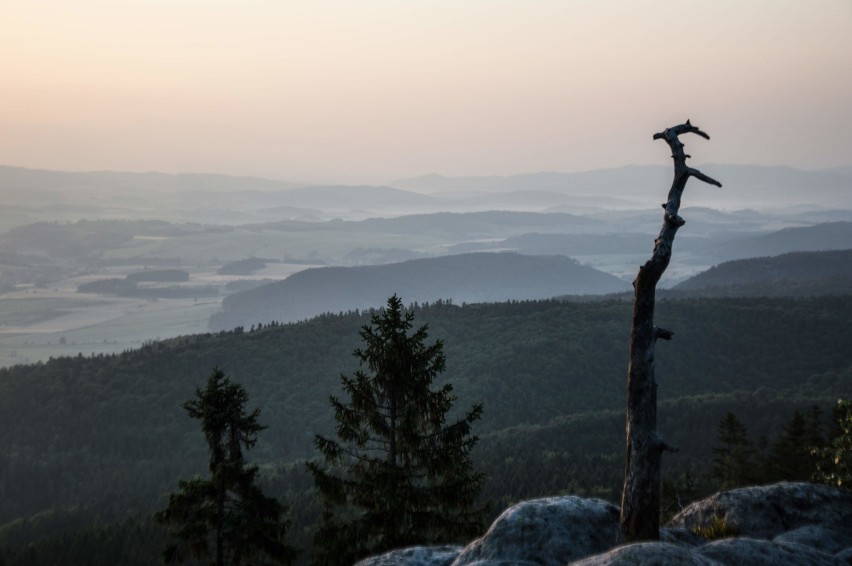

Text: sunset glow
xmin=2 ymin=0 xmax=850 ymax=183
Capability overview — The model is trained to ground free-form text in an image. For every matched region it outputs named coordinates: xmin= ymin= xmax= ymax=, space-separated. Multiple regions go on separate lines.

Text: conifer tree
xmin=771 ymin=410 xmax=817 ymax=482
xmin=308 ymin=295 xmax=487 ymax=566
xmin=805 ymin=404 xmax=825 ymax=448
xmin=155 ymin=367 xmax=296 ymax=566
xmin=813 ymin=399 xmax=851 ymax=488
xmin=710 ymin=412 xmax=753 ymax=490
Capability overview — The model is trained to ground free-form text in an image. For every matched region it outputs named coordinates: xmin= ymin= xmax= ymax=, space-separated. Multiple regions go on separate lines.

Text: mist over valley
xmin=1 ymin=164 xmax=851 ymax=367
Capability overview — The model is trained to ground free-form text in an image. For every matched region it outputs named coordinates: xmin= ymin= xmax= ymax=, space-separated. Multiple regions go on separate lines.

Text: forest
xmin=0 ymin=295 xmax=849 ymax=563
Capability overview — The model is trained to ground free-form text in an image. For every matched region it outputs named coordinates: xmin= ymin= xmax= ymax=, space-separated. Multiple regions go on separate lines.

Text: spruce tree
xmin=771 ymin=410 xmax=817 ymax=482
xmin=308 ymin=295 xmax=487 ymax=565
xmin=710 ymin=412 xmax=753 ymax=490
xmin=155 ymin=367 xmax=296 ymax=566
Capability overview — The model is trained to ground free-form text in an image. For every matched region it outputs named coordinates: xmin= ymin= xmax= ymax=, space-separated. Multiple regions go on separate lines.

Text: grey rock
xmin=354 ymin=545 xmax=462 ymax=566
xmin=668 ymin=482 xmax=852 ymax=543
xmin=357 ymin=483 xmax=852 ymax=565
xmin=660 ymin=526 xmax=705 ymax=547
xmin=569 ymin=541 xmax=716 ymax=565
xmin=456 ymin=561 xmax=539 ymax=566
xmin=450 ymin=496 xmax=620 ymax=566
xmin=570 ymin=538 xmax=845 ymax=565
xmin=696 ymin=538 xmax=844 ymax=565
xmin=774 ymin=525 xmax=850 ymax=555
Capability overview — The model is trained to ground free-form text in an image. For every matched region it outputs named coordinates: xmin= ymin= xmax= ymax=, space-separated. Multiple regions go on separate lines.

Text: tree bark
xmin=618 ymin=120 xmax=721 ymax=543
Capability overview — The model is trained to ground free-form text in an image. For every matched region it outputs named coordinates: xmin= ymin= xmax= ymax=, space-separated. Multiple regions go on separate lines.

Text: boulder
xmin=695 ymin=538 xmax=843 ymax=565
xmin=450 ymin=496 xmax=620 ymax=566
xmin=571 ymin=538 xmax=844 ymax=565
xmin=354 ymin=545 xmax=462 ymax=566
xmin=773 ymin=525 xmax=850 ymax=555
xmin=356 ymin=482 xmax=852 ymax=565
xmin=569 ymin=541 xmax=715 ymax=565
xmin=667 ymin=482 xmax=852 ymax=544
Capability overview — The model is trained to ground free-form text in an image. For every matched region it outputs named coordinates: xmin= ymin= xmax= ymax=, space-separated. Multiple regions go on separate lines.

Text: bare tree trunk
xmin=618 ymin=121 xmax=721 ymax=543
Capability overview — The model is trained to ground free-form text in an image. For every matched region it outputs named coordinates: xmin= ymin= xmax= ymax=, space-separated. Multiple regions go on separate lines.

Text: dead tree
xmin=618 ymin=120 xmax=721 ymax=542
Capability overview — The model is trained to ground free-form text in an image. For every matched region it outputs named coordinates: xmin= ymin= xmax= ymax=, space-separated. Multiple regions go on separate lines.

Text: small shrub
xmin=692 ymin=514 xmax=739 ymax=540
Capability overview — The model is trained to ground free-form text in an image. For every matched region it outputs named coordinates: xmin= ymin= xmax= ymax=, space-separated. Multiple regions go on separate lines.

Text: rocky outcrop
xmin=668 ymin=481 xmax=852 ymax=542
xmin=354 ymin=546 xmax=461 ymax=566
xmin=571 ymin=541 xmax=715 ymax=565
xmin=356 ymin=483 xmax=851 ymax=566
xmin=696 ymin=538 xmax=843 ymax=565
xmin=573 ymin=538 xmax=845 ymax=565
xmin=450 ymin=496 xmax=620 ymax=566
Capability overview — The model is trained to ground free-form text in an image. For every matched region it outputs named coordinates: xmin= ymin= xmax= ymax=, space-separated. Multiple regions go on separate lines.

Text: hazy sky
xmin=2 ymin=1 xmax=851 ymax=184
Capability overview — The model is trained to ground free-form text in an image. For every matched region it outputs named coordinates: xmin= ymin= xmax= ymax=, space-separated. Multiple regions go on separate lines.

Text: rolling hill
xmin=270 ymin=184 xmax=441 ymax=214
xmin=672 ymin=249 xmax=852 ymax=297
xmin=695 ymin=221 xmax=852 ymax=262
xmin=208 ymin=252 xmax=631 ymax=330
xmin=392 ymin=164 xmax=852 ymax=211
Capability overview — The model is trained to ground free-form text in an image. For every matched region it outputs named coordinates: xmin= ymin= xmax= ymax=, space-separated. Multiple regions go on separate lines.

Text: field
xmin=0 ymin=261 xmax=322 ymax=367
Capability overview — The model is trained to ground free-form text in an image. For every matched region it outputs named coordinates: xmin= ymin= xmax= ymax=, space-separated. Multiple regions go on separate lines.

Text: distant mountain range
xmin=209 ymin=252 xmax=631 ymax=330
xmin=391 ymin=164 xmax=852 ymax=211
xmin=436 ymin=219 xmax=852 ymax=270
xmin=3 ymin=164 xmax=851 ymax=230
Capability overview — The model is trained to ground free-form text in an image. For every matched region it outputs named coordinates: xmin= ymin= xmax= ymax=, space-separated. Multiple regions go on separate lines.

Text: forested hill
xmin=209 ymin=252 xmax=630 ymax=330
xmin=2 ymin=296 xmax=851 ymax=532
xmin=702 ymin=221 xmax=852 ymax=262
xmin=673 ymin=249 xmax=852 ymax=297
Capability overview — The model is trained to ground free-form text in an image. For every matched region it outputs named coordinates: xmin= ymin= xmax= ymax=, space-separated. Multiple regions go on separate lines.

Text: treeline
xmin=0 ymin=297 xmax=850 ymax=562
xmin=77 ymin=279 xmax=217 ymax=299
xmin=77 ymin=269 xmax=218 ymax=299
xmin=0 ymin=219 xmax=195 ymax=261
xmin=474 ymin=389 xmax=852 ymax=518
xmin=217 ymin=257 xmax=269 ymax=275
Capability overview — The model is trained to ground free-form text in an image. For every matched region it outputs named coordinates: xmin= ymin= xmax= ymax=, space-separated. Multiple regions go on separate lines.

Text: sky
xmin=1 ymin=0 xmax=851 ymax=184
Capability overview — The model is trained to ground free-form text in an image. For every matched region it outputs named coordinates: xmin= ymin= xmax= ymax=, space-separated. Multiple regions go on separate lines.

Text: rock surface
xmin=570 ymin=541 xmax=716 ymax=565
xmin=695 ymin=538 xmax=843 ymax=565
xmin=450 ymin=496 xmax=620 ymax=566
xmin=571 ymin=538 xmax=845 ymax=565
xmin=354 ymin=545 xmax=461 ymax=566
xmin=356 ymin=483 xmax=852 ymax=566
xmin=668 ymin=482 xmax=852 ymax=543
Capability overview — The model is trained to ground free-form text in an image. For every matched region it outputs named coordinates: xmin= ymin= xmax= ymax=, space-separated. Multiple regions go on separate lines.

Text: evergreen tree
xmin=813 ymin=399 xmax=851 ymax=488
xmin=308 ymin=295 xmax=487 ymax=565
xmin=155 ymin=368 xmax=296 ymax=566
xmin=710 ymin=413 xmax=753 ymax=490
xmin=770 ymin=410 xmax=817 ymax=482
xmin=805 ymin=404 xmax=825 ymax=448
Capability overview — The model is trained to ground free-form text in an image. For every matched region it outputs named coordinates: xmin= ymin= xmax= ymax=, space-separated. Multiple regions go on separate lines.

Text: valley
xmin=0 ymin=164 xmax=851 ymax=563
xmin=2 ymin=165 xmax=852 ymax=367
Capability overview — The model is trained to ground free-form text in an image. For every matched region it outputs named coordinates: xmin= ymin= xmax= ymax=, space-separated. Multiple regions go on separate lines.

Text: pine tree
xmin=155 ymin=368 xmax=296 ymax=565
xmin=308 ymin=295 xmax=487 ymax=565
